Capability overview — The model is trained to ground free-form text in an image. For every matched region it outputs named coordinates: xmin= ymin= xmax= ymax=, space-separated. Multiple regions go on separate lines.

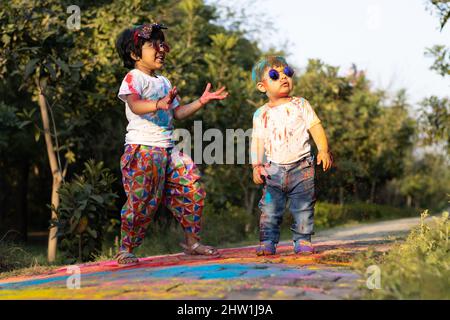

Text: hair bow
xmin=133 ymin=23 xmax=168 ymax=45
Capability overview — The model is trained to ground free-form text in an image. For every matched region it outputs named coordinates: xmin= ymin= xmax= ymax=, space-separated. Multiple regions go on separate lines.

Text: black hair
xmin=115 ymin=26 xmax=166 ymax=69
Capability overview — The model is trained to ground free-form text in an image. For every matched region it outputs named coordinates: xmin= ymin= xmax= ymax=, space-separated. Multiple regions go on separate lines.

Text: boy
xmin=250 ymin=56 xmax=332 ymax=255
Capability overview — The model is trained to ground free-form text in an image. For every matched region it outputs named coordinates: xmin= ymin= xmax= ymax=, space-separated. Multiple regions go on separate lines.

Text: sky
xmin=210 ymin=0 xmax=450 ymax=107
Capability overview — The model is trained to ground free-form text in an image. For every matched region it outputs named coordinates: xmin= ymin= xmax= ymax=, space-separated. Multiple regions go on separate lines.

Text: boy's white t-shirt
xmin=251 ymin=97 xmax=321 ymax=165
xmin=118 ymin=69 xmax=180 ymax=147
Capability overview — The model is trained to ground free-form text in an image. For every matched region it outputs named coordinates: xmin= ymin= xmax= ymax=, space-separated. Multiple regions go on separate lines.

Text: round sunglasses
xmin=268 ymin=66 xmax=294 ymax=80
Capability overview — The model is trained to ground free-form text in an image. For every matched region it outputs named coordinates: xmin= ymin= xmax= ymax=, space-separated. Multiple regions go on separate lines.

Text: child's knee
xmin=260 ymin=211 xmax=282 ymax=226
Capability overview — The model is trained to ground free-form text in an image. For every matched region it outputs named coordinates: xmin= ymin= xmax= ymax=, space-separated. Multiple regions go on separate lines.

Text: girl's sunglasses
xmin=268 ymin=66 xmax=294 ymax=80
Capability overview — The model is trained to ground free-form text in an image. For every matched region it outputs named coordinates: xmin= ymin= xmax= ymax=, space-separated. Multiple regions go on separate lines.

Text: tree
xmin=1 ymin=0 xmax=446 ymax=260
xmin=422 ymin=0 xmax=450 ymax=156
xmin=419 ymin=96 xmax=450 ymax=154
xmin=0 ymin=0 xmax=265 ymax=252
xmin=0 ymin=0 xmax=86 ymax=261
xmin=428 ymin=0 xmax=450 ymax=30
xmin=296 ymin=60 xmax=416 ymax=204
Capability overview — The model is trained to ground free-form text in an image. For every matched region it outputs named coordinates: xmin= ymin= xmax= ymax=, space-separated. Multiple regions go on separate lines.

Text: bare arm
xmin=125 ymin=94 xmax=159 ymax=115
xmin=251 ymin=127 xmax=268 ymax=184
xmin=174 ymin=83 xmax=228 ymax=120
xmin=308 ymin=123 xmax=332 ymax=171
xmin=251 ymin=137 xmax=265 ymax=166
xmin=173 ymin=97 xmax=204 ymax=120
xmin=126 ymin=87 xmax=178 ymax=115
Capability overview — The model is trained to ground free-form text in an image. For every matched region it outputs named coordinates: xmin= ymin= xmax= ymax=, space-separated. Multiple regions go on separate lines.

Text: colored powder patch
xmin=0 ymin=240 xmax=374 ymax=300
xmin=125 ymin=73 xmax=138 ymax=94
xmin=265 ymin=190 xmax=273 ymax=204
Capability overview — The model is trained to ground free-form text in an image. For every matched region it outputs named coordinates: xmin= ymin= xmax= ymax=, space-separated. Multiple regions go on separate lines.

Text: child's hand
xmin=253 ymin=165 xmax=269 ymax=184
xmin=199 ymin=83 xmax=228 ymax=105
xmin=156 ymin=87 xmax=178 ymax=110
xmin=317 ymin=150 xmax=333 ymax=171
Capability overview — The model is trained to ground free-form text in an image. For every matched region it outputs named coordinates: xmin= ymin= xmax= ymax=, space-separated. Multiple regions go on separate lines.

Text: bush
xmin=51 ymin=160 xmax=119 ymax=263
xmin=354 ymin=210 xmax=450 ymax=299
xmin=201 ymin=202 xmax=256 ymax=246
xmin=314 ymin=201 xmax=420 ymax=229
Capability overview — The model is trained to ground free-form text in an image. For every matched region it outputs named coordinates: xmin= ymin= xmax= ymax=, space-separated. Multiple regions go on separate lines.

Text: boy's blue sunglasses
xmin=268 ymin=66 xmax=294 ymax=80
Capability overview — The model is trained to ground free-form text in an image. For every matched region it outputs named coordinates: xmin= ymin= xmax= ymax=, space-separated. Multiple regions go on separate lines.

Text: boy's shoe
xmin=293 ymin=240 xmax=314 ymax=255
xmin=256 ymin=241 xmax=276 ymax=256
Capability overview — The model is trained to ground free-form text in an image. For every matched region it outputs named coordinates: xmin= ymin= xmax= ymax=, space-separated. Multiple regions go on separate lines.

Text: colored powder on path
xmin=0 ymin=240 xmax=376 ymax=300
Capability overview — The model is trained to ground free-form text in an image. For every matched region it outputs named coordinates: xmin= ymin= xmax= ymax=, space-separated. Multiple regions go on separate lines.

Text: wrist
xmin=198 ymin=97 xmax=207 ymax=106
xmin=155 ymin=98 xmax=161 ymax=111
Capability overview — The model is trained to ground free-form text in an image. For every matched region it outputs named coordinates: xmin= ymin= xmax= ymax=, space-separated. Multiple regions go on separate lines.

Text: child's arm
xmin=174 ymin=83 xmax=228 ymax=120
xmin=126 ymin=87 xmax=178 ymax=115
xmin=251 ymin=136 xmax=268 ymax=184
xmin=251 ymin=117 xmax=269 ymax=185
xmin=308 ymin=123 xmax=332 ymax=171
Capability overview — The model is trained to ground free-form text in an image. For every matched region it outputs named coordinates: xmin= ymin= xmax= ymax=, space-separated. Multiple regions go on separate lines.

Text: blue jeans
xmin=258 ymin=154 xmax=316 ymax=244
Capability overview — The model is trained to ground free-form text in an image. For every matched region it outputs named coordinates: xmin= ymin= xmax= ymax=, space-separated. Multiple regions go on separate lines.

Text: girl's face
xmin=135 ymin=41 xmax=168 ymax=72
xmin=257 ymin=65 xmax=294 ymax=100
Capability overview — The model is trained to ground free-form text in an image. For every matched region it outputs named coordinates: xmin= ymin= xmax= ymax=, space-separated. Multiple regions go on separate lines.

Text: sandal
xmin=180 ymin=242 xmax=221 ymax=256
xmin=115 ymin=251 xmax=139 ymax=265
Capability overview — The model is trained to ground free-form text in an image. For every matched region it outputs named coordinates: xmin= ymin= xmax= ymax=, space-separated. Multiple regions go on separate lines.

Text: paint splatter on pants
xmin=119 ymin=144 xmax=206 ymax=252
xmin=258 ymin=154 xmax=316 ymax=244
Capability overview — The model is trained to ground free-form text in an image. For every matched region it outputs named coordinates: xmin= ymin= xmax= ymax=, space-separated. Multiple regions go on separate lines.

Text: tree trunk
xmin=406 ymin=195 xmax=412 ymax=207
xmin=37 ymin=78 xmax=62 ymax=263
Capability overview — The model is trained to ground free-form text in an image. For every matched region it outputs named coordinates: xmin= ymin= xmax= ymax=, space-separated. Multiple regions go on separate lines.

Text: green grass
xmin=353 ymin=210 xmax=450 ymax=299
xmin=0 ymin=241 xmax=60 ymax=280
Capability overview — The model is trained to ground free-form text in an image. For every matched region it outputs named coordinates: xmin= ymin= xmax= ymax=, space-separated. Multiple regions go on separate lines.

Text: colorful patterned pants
xmin=119 ymin=144 xmax=206 ymax=252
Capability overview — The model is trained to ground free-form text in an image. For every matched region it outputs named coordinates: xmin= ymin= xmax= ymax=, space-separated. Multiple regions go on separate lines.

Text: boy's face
xmin=134 ymin=41 xmax=167 ymax=71
xmin=257 ymin=65 xmax=294 ymax=99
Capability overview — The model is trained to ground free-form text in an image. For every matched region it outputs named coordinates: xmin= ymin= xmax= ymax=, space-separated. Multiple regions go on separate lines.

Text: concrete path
xmin=0 ymin=217 xmax=422 ymax=300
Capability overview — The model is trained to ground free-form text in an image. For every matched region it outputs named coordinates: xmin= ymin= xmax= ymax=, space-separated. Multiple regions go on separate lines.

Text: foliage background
xmin=0 ymin=0 xmax=448 ymax=262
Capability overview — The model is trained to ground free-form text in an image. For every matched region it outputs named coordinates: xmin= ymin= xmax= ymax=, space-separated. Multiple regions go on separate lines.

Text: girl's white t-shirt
xmin=251 ymin=97 xmax=321 ymax=165
xmin=118 ymin=69 xmax=180 ymax=147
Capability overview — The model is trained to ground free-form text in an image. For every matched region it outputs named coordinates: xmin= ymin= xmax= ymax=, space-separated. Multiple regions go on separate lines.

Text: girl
xmin=115 ymin=23 xmax=228 ymax=264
